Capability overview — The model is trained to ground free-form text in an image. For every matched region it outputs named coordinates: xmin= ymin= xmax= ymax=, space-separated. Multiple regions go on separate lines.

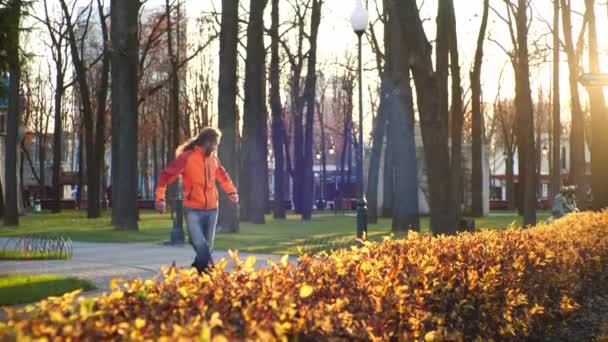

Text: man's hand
xmin=155 ymin=200 xmax=167 ymax=214
xmin=229 ymin=193 xmax=239 ymax=204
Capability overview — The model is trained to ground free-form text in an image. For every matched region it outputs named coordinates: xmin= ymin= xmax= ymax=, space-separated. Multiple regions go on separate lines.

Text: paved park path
xmin=0 ymin=238 xmax=299 ymax=293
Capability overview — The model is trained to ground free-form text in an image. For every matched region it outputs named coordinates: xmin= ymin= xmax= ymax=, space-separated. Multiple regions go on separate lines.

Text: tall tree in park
xmin=385 ymin=1 xmax=420 ymax=231
xmin=389 ymin=0 xmax=463 ymax=234
xmin=447 ymin=0 xmax=464 ymax=224
xmin=489 ymin=0 xmax=537 ymax=225
xmin=217 ymin=0 xmax=240 ymax=232
xmin=111 ymin=0 xmax=140 ymax=230
xmin=240 ymin=0 xmax=268 ymax=223
xmin=366 ymin=0 xmax=388 ymax=224
xmin=470 ymin=0 xmax=489 ymax=217
xmin=41 ymin=0 xmax=70 ymax=213
xmin=551 ymin=0 xmax=561 ymax=198
xmin=59 ymin=0 xmax=111 ymax=219
xmin=585 ymin=0 xmax=608 ymax=210
xmin=560 ymin=0 xmax=587 ymax=201
xmin=269 ymin=0 xmax=287 ymax=219
xmin=495 ymin=98 xmax=517 ymax=209
xmin=286 ymin=1 xmax=307 ymax=215
xmin=513 ymin=0 xmax=537 ymax=226
xmin=0 ymin=0 xmax=22 ymax=226
xmin=300 ymin=0 xmax=323 ymax=220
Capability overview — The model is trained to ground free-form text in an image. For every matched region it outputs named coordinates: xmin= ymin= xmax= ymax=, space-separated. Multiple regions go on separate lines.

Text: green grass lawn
xmin=0 ymin=210 xmax=551 ymax=254
xmin=0 ymin=250 xmax=69 ymax=260
xmin=0 ymin=274 xmax=96 ymax=306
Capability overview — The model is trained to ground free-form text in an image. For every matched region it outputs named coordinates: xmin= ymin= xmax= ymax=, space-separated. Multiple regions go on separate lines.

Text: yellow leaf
xmin=179 ymin=287 xmax=189 ymax=298
xmin=49 ymin=310 xmax=65 ymax=323
xmin=530 ymin=304 xmax=544 ymax=315
xmin=135 ymin=318 xmax=146 ymax=329
xmin=109 ymin=291 xmax=124 ymax=301
xmin=212 ymin=335 xmax=229 ymax=342
xmin=209 ymin=312 xmax=223 ymax=328
xmin=244 ymin=256 xmax=257 ymax=270
xmin=215 ymin=258 xmax=229 ymax=271
xmin=299 ymin=284 xmax=313 ymax=298
xmin=109 ymin=278 xmax=124 ymax=290
xmin=425 ymin=330 xmax=439 ymax=342
xmin=281 ymin=254 xmax=289 ymax=267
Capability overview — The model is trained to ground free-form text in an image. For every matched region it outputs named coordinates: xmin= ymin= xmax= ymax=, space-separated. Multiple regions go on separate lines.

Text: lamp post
xmin=351 ymin=0 xmax=368 ymax=239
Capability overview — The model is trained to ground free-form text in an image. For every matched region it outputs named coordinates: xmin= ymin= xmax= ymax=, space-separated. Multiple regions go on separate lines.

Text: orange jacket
xmin=155 ymin=146 xmax=237 ymax=210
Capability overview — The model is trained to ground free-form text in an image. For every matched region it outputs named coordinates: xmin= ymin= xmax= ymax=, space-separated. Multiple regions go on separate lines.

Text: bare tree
xmin=470 ymin=0 xmax=489 ymax=217
xmin=495 ymin=98 xmax=517 ymax=209
xmin=111 ymin=0 xmax=140 ymax=230
xmin=389 ymin=0 xmax=463 ymax=234
xmin=560 ymin=0 xmax=587 ymax=201
xmin=269 ymin=0 xmax=287 ymax=219
xmin=2 ymin=0 xmax=22 ymax=226
xmin=217 ymin=0 xmax=240 ymax=232
xmin=365 ymin=0 xmax=388 ymax=224
xmin=585 ymin=0 xmax=608 ymax=210
xmin=385 ymin=1 xmax=420 ymax=231
xmin=59 ymin=0 xmax=110 ymax=218
xmin=550 ymin=0 xmax=561 ymax=198
xmin=300 ymin=0 xmax=323 ymax=220
xmin=448 ymin=0 xmax=464 ymax=223
xmin=39 ymin=0 xmax=71 ymax=213
xmin=489 ymin=0 xmax=537 ymax=225
xmin=240 ymin=0 xmax=268 ymax=224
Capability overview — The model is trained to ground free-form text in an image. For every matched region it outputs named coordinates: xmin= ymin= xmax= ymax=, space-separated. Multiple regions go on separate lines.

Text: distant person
xmin=564 ymin=186 xmax=579 ymax=214
xmin=154 ymin=127 xmax=239 ymax=274
xmin=552 ymin=186 xmax=579 ymax=219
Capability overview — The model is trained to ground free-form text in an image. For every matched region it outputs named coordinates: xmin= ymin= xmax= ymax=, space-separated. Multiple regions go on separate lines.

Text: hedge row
xmin=2 ymin=211 xmax=608 ymax=341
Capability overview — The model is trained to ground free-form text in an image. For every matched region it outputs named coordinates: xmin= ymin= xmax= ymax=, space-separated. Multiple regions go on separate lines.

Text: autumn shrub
xmin=1 ymin=211 xmax=608 ymax=341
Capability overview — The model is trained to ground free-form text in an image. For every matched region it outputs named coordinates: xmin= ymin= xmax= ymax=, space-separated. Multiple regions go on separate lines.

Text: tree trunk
xmin=586 ymin=0 xmax=608 ymax=210
xmin=393 ymin=0 xmax=455 ymax=234
xmin=515 ymin=0 xmax=537 ymax=226
xmin=77 ymin=130 xmax=84 ymax=208
xmin=0 ymin=176 xmax=4 ymax=219
xmin=551 ymin=0 xmax=561 ymax=198
xmin=111 ymin=0 xmax=140 ymax=230
xmin=367 ymin=86 xmax=387 ymax=223
xmin=293 ymin=95 xmax=304 ymax=214
xmin=241 ymin=0 xmax=268 ymax=224
xmin=152 ymin=136 xmax=159 ymax=194
xmin=59 ymin=0 xmax=100 ymax=219
xmin=38 ymin=131 xmax=47 ymax=199
xmin=448 ymin=0 xmax=463 ymax=223
xmin=561 ymin=0 xmax=586 ymax=201
xmin=4 ymin=0 xmax=21 ymax=226
xmin=52 ymin=61 xmax=64 ymax=213
xmin=164 ymin=0 xmax=180 ymax=209
xmin=382 ymin=126 xmax=393 ymax=217
xmin=506 ymin=151 xmax=515 ymax=209
xmin=91 ymin=0 xmax=110 ymax=218
xmin=143 ymin=141 xmax=150 ymax=198
xmin=217 ymin=0 xmax=240 ymax=232
xmin=470 ymin=0 xmax=489 ymax=217
xmin=270 ymin=0 xmax=286 ymax=219
xmin=301 ymin=0 xmax=322 ymax=221
xmin=319 ymin=119 xmax=327 ymax=207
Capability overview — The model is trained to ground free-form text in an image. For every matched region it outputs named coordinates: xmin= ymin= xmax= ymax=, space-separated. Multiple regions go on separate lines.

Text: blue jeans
xmin=185 ymin=207 xmax=218 ymax=272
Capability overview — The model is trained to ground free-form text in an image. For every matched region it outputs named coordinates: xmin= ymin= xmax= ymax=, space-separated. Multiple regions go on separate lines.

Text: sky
xmin=23 ymin=0 xmax=608 ymax=136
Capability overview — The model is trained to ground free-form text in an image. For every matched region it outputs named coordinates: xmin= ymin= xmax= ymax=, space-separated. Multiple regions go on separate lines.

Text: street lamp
xmin=351 ymin=0 xmax=368 ymax=239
